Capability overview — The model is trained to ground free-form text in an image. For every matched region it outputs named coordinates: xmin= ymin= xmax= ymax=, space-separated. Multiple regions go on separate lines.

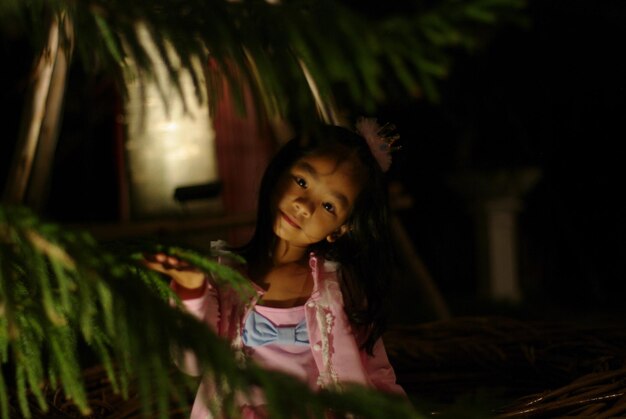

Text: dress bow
xmin=242 ymin=310 xmax=310 ymax=346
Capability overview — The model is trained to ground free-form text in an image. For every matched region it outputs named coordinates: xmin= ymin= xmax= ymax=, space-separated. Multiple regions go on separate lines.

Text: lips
xmin=280 ymin=211 xmax=301 ymax=229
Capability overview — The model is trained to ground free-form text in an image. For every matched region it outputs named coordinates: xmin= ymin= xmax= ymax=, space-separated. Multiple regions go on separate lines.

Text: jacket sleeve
xmin=362 ymin=337 xmax=406 ymax=396
xmin=170 ymin=278 xmax=221 ymax=377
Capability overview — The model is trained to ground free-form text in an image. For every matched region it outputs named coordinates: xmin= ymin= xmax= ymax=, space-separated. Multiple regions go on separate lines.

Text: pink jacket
xmin=175 ymin=242 xmax=405 ymax=418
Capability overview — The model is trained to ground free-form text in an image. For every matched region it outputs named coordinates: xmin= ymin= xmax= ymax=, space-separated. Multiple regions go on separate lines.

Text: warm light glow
xmin=124 ymin=24 xmax=220 ymax=218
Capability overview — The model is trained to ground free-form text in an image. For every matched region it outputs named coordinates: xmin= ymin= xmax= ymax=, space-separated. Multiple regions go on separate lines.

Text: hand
xmin=143 ymin=252 xmax=206 ymax=290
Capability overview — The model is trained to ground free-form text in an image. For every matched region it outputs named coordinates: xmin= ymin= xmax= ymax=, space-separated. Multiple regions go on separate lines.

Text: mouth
xmin=280 ymin=211 xmax=301 ymax=229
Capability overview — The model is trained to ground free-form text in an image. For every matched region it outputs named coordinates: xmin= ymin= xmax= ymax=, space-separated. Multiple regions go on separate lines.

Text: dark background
xmin=382 ymin=0 xmax=626 ymax=319
xmin=2 ymin=0 xmax=625 ymax=320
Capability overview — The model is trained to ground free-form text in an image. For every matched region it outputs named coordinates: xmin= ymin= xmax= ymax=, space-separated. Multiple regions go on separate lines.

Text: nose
xmin=293 ymin=197 xmax=314 ymax=217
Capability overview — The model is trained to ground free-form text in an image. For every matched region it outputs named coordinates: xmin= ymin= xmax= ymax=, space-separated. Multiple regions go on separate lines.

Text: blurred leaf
xmin=0 ymin=0 xmax=527 ymax=122
xmin=0 ymin=206 xmax=423 ymax=418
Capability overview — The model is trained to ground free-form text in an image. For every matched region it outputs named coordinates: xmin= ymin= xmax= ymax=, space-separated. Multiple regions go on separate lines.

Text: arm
xmin=144 ymin=253 xmax=221 ymax=376
xmin=170 ymin=279 xmax=220 ymax=331
xmin=314 ymin=261 xmax=404 ymax=393
xmin=362 ymin=337 xmax=406 ymax=396
xmin=169 ymin=278 xmax=222 ymax=377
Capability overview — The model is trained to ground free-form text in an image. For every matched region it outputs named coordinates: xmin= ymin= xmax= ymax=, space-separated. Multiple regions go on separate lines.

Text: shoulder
xmin=308 ymin=252 xmax=341 ymax=274
xmin=310 ymin=253 xmax=344 ymax=305
xmin=309 ymin=253 xmax=341 ymax=288
xmin=206 ymin=240 xmax=259 ymax=294
xmin=209 ymin=240 xmax=233 ymax=258
xmin=209 ymin=240 xmax=246 ymax=267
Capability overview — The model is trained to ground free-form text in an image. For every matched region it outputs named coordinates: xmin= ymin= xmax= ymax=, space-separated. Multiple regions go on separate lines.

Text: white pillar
xmin=449 ymin=168 xmax=541 ymax=302
xmin=484 ymin=197 xmax=522 ymax=300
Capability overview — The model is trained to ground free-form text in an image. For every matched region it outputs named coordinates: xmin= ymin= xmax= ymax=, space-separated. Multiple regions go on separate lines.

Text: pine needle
xmin=1 ymin=202 xmax=425 ymax=417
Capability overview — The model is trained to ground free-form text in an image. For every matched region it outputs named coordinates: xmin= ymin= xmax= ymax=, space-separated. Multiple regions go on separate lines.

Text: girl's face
xmin=272 ymin=153 xmax=363 ymax=249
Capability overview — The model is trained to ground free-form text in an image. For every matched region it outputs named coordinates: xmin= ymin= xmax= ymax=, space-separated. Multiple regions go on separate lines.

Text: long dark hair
xmin=238 ymin=124 xmax=395 ymax=355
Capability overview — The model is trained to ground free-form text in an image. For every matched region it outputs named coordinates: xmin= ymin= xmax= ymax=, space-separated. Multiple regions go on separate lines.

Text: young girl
xmin=146 ymin=120 xmax=405 ymax=418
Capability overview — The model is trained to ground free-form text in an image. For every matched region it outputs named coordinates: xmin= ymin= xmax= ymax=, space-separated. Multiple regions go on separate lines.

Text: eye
xmin=322 ymin=202 xmax=335 ymax=213
xmin=293 ymin=176 xmax=307 ymax=188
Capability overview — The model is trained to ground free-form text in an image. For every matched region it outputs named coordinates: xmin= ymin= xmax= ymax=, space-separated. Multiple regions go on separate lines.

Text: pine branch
xmin=0 ymin=0 xmax=526 ymax=122
xmin=0 ymin=206 xmax=422 ymax=418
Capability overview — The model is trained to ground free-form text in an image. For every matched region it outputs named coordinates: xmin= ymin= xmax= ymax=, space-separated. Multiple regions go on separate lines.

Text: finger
xmin=177 ymin=259 xmax=191 ymax=268
xmin=166 ymin=256 xmax=193 ymax=269
xmin=167 ymin=255 xmax=183 ymax=266
xmin=166 ymin=262 xmax=199 ymax=273
xmin=142 ymin=260 xmax=170 ymax=274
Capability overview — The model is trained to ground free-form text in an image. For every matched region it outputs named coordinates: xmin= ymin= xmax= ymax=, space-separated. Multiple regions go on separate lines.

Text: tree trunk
xmin=2 ymin=13 xmax=73 ymax=209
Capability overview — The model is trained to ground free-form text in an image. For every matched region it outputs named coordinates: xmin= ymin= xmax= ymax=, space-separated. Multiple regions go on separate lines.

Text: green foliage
xmin=0 ymin=0 xmax=527 ymax=415
xmin=0 ymin=0 xmax=526 ymax=124
xmin=0 ymin=206 xmax=422 ymax=418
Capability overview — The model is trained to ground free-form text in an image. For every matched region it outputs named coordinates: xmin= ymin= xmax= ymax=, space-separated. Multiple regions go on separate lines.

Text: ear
xmin=326 ymin=224 xmax=350 ymax=243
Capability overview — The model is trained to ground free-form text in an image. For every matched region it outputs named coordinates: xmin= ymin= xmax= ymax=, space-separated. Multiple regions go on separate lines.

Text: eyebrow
xmin=295 ymin=161 xmax=350 ymax=209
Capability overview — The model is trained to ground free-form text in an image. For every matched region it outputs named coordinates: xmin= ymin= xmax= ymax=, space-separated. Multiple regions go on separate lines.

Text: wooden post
xmin=391 ymin=215 xmax=452 ymax=320
xmin=2 ymin=13 xmax=72 ymax=208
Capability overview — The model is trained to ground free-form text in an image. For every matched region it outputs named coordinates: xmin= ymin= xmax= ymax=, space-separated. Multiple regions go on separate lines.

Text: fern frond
xmin=0 ymin=205 xmax=422 ymax=418
xmin=0 ymin=0 xmax=526 ymax=120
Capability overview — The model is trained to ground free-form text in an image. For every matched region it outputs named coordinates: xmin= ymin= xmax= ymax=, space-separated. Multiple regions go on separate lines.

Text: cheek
xmin=271 ymin=178 xmax=290 ymax=207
